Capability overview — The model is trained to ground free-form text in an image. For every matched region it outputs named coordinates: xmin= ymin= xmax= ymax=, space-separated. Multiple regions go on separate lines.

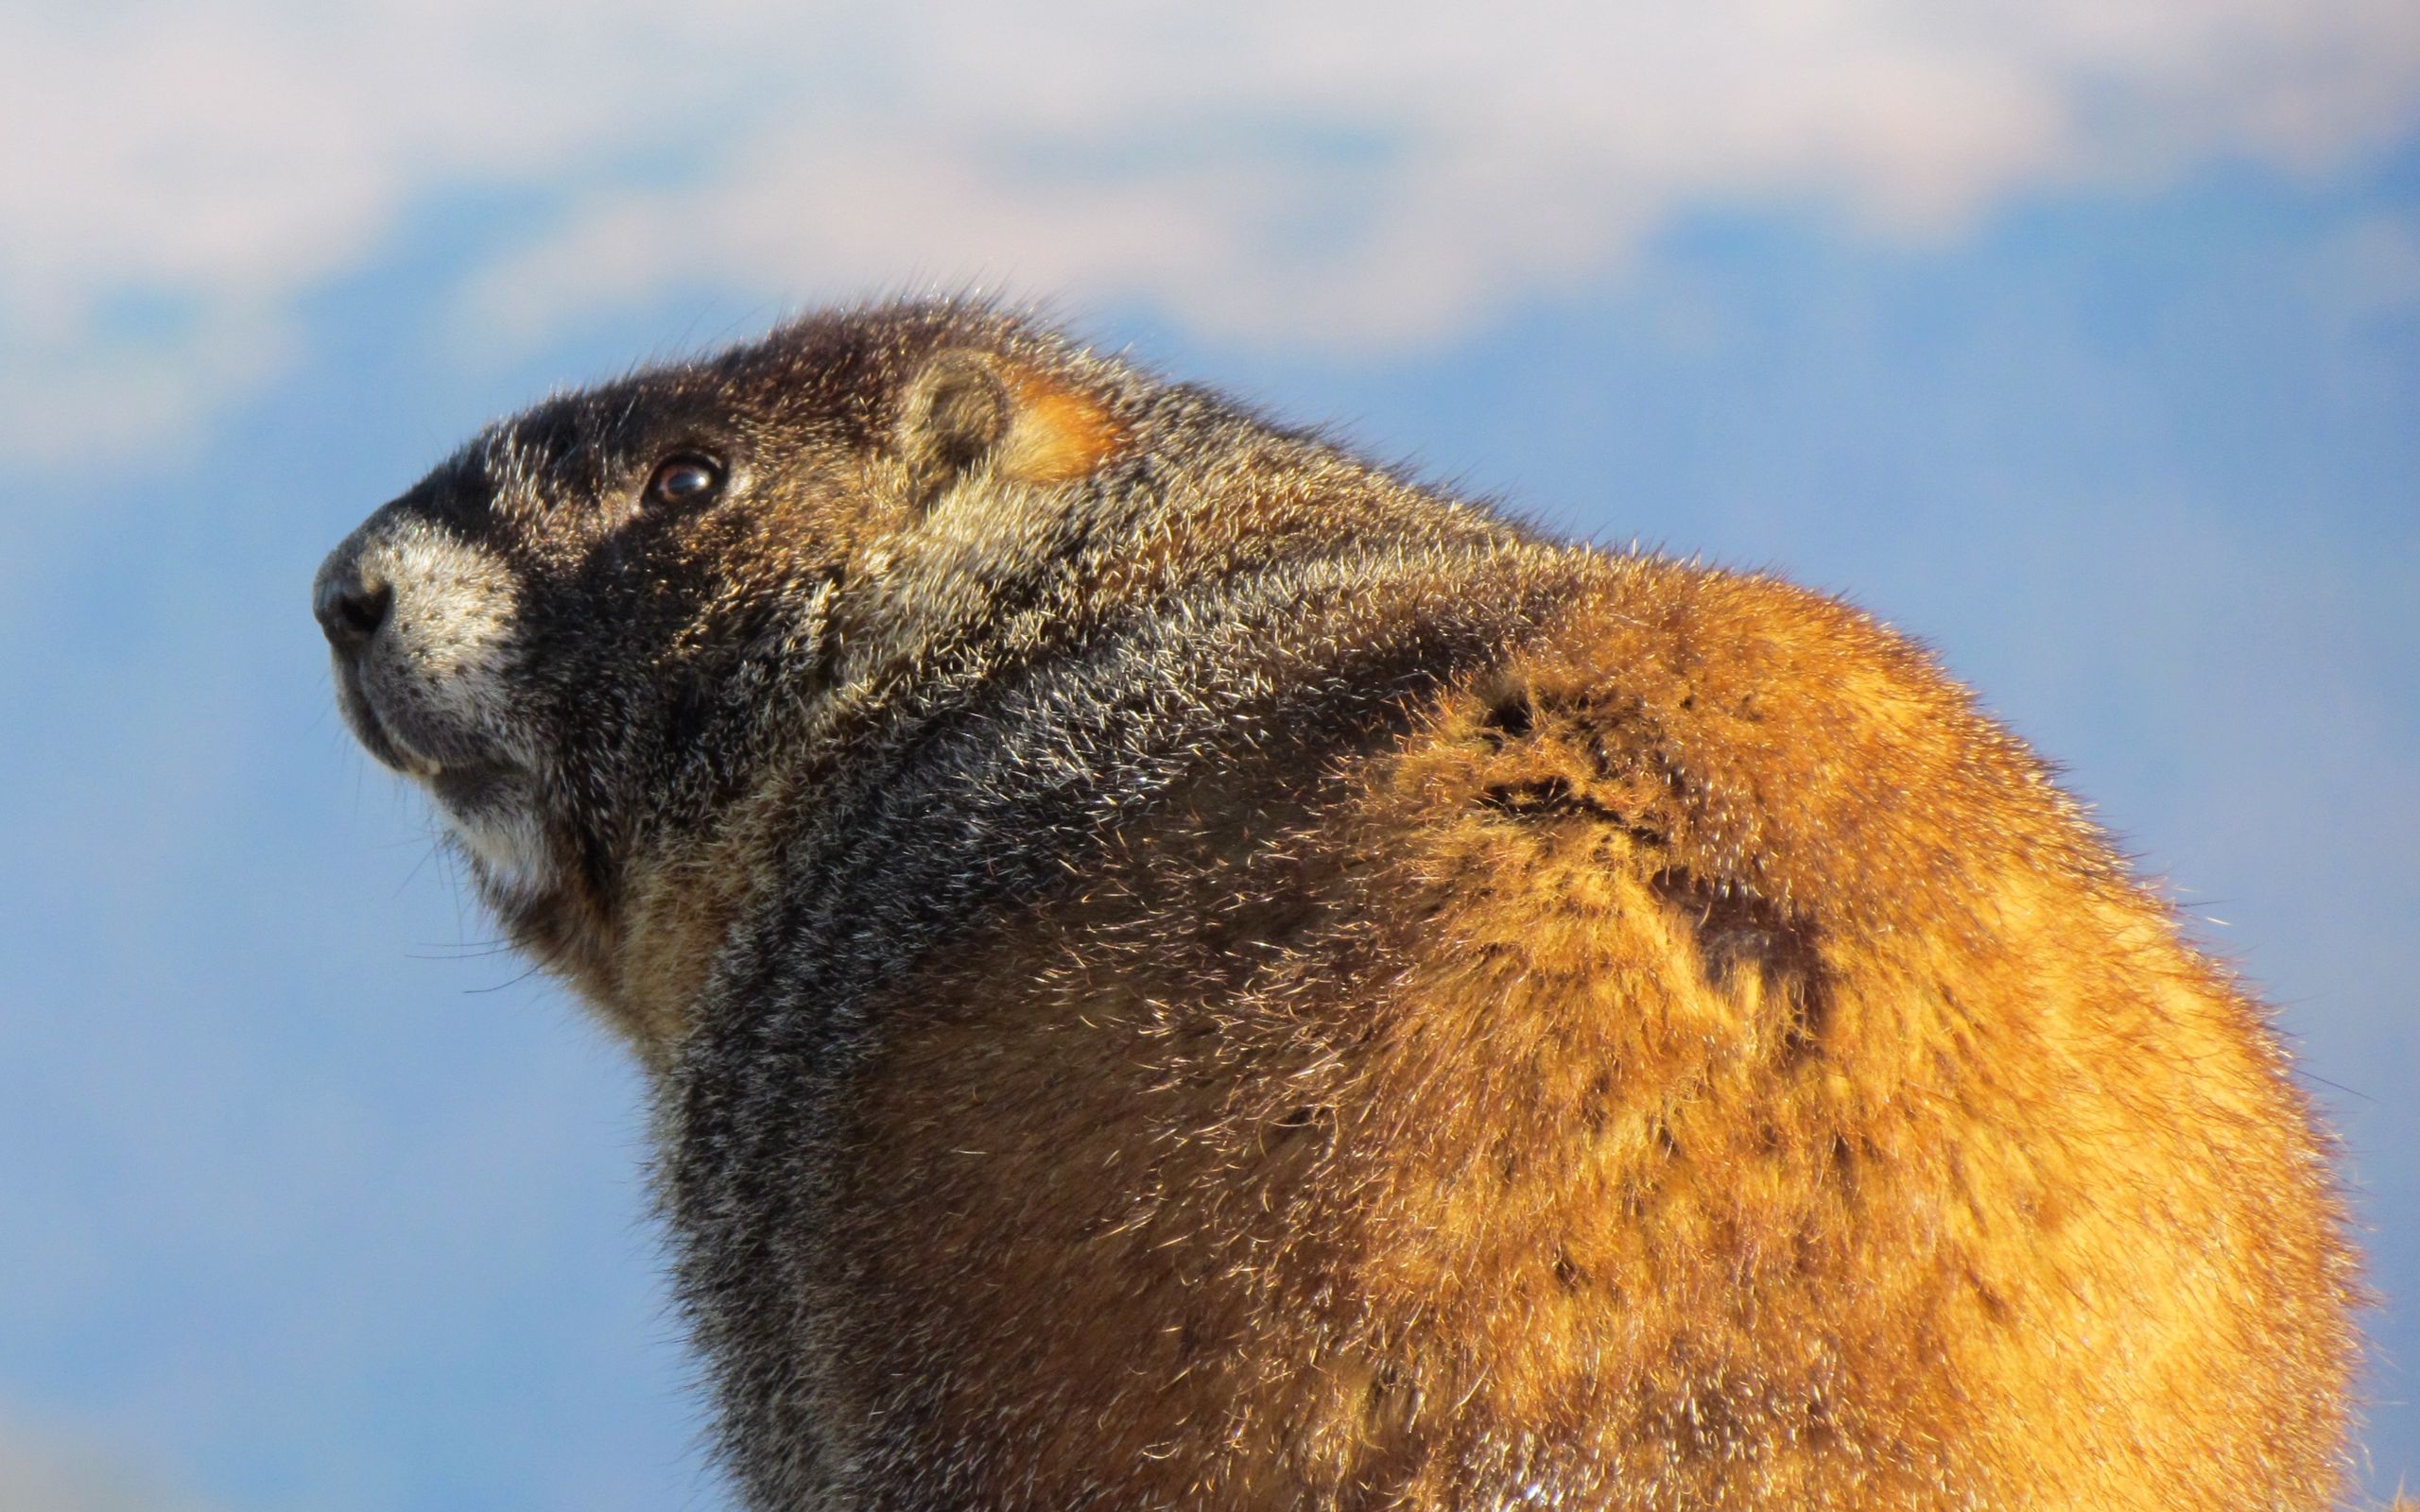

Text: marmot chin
xmin=314 ymin=301 xmax=2359 ymax=1510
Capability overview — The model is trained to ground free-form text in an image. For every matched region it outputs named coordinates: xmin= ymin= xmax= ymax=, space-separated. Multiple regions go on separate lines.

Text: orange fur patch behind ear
xmin=999 ymin=368 xmax=1124 ymax=483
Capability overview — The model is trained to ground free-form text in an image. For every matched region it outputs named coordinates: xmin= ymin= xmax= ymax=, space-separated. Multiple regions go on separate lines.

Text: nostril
xmin=340 ymin=581 xmax=392 ymax=638
xmin=315 ymin=570 xmax=392 ymax=649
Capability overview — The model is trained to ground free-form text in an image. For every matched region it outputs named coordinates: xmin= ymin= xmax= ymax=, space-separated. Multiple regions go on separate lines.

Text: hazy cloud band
xmin=5 ymin=0 xmax=2418 ymax=461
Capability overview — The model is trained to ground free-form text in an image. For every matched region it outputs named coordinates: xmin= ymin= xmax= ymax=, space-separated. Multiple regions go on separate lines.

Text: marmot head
xmin=311 ymin=303 xmax=1126 ymax=979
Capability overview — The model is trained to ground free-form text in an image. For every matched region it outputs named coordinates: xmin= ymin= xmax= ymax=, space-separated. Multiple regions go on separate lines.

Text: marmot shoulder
xmin=314 ymin=300 xmax=2361 ymax=1511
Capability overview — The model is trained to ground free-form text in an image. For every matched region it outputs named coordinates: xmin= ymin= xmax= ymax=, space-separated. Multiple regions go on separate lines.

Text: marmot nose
xmin=315 ymin=563 xmax=393 ymax=651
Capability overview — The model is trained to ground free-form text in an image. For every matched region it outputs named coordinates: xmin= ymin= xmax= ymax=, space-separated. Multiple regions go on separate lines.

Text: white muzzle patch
xmin=345 ymin=523 xmax=556 ymax=901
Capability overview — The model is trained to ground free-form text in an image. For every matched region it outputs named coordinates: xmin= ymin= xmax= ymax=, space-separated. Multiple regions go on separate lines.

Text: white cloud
xmin=3 ymin=0 xmax=2418 ymax=464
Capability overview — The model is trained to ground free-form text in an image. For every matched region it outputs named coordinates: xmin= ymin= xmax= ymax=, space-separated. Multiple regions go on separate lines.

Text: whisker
xmin=395 ymin=839 xmax=441 ymax=897
xmin=463 ymin=959 xmax=548 ymax=995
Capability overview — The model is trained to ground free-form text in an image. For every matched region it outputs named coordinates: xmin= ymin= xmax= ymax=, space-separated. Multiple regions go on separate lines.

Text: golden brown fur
xmin=315 ymin=301 xmax=2361 ymax=1509
xmin=818 ymin=558 xmax=2355 ymax=1508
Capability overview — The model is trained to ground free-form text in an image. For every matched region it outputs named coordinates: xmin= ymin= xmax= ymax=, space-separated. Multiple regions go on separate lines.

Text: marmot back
xmin=314 ymin=301 xmax=2360 ymax=1510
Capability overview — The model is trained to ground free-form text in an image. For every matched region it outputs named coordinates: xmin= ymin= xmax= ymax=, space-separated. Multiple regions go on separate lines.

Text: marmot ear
xmin=896 ymin=350 xmax=1122 ymax=507
xmin=896 ymin=352 xmax=1011 ymax=504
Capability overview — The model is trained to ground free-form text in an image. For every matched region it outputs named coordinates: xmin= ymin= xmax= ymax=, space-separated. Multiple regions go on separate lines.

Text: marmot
xmin=314 ymin=301 xmax=2360 ymax=1510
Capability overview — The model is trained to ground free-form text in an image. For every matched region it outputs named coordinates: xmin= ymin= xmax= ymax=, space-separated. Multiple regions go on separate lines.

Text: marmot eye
xmin=647 ymin=454 xmax=724 ymax=506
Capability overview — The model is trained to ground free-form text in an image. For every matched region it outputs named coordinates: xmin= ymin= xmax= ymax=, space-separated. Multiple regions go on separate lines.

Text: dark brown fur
xmin=316 ymin=301 xmax=2360 ymax=1509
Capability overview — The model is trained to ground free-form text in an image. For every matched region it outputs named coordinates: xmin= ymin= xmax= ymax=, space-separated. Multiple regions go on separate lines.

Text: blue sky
xmin=2 ymin=4 xmax=2415 ymax=1506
